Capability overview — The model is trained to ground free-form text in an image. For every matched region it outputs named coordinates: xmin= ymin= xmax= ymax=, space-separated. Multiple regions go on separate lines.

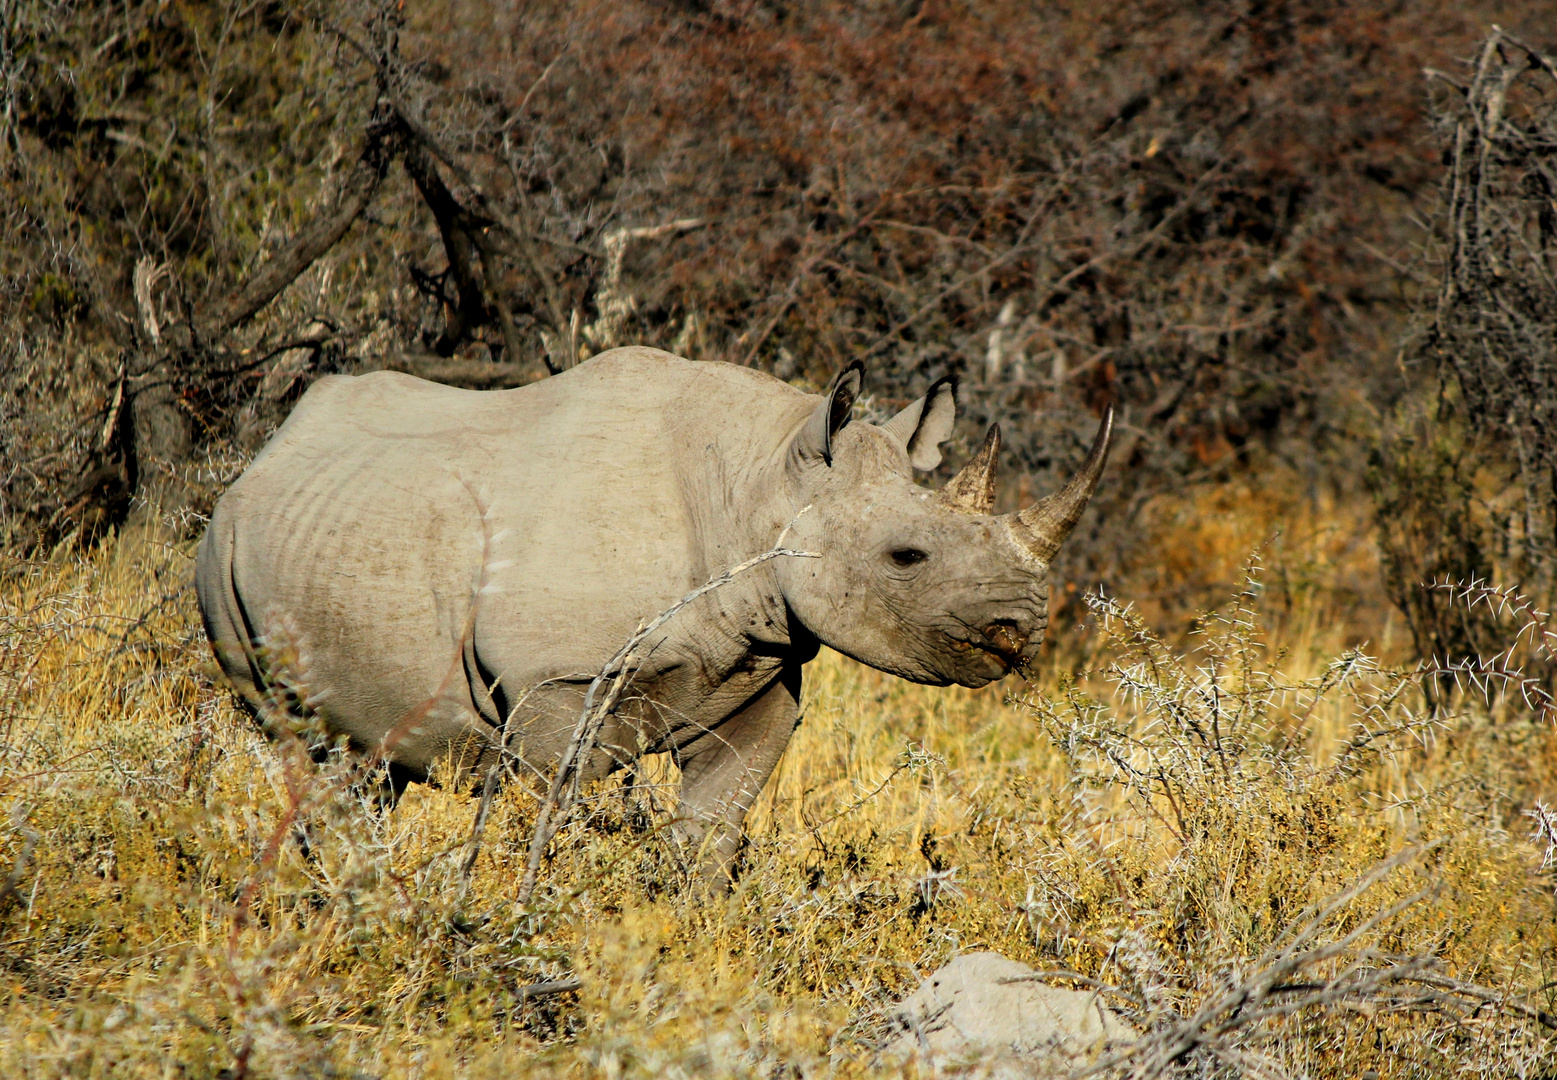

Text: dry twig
xmin=516 ymin=512 xmax=819 ymax=904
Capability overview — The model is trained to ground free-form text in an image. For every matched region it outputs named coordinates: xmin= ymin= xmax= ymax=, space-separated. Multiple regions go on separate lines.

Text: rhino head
xmin=776 ymin=362 xmax=1112 ymax=688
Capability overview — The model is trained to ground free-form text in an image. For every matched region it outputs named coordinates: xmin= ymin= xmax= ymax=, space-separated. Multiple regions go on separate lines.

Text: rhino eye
xmin=890 ymin=548 xmax=928 ymax=567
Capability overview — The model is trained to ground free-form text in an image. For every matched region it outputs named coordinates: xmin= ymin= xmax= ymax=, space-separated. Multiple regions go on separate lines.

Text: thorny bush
xmin=1019 ymin=556 xmax=1557 ymax=1075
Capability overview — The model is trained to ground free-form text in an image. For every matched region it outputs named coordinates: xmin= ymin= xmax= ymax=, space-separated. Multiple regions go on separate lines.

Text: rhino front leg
xmin=672 ymin=663 xmax=800 ymax=887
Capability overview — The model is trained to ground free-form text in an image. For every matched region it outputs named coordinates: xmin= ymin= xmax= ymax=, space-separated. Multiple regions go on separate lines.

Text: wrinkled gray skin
xmin=197 ymin=347 xmax=1107 ymax=881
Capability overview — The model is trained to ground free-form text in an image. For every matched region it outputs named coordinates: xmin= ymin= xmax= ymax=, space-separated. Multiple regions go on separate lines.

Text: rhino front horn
xmin=933 ymin=423 xmax=1001 ymax=515
xmin=1010 ymin=404 xmax=1114 ymax=562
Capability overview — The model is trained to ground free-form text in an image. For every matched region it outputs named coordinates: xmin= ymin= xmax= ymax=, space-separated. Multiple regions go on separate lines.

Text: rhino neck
xmin=670 ymin=415 xmax=811 ymax=658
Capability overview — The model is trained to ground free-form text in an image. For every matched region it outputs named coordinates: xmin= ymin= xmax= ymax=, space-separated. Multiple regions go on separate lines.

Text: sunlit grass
xmin=0 ymin=526 xmax=1551 ymax=1077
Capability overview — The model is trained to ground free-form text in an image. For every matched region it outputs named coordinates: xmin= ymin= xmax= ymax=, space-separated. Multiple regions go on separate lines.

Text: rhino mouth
xmin=933 ymin=617 xmax=1037 ymax=684
xmin=990 ymin=623 xmax=1033 ymax=666
xmin=960 ymin=621 xmax=1031 ymax=676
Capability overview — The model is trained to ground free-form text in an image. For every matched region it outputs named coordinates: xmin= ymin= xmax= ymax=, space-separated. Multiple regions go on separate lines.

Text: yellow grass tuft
xmin=0 ymin=529 xmax=1552 ymax=1077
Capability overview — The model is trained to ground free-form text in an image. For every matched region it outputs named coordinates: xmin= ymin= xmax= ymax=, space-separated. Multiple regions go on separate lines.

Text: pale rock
xmin=884 ymin=952 xmax=1132 ymax=1077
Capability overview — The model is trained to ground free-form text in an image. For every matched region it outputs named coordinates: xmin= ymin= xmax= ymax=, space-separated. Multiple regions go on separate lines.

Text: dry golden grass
xmin=0 ymin=521 xmax=1553 ymax=1078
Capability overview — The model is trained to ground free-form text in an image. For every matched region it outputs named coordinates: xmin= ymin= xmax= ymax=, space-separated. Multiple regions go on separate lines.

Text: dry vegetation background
xmin=2 ymin=0 xmax=1557 ymax=1076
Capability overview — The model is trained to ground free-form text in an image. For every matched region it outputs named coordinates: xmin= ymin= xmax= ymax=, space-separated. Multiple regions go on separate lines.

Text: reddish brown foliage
xmin=3 ymin=0 xmax=1552 ymax=617
xmin=397 ymin=0 xmax=1550 ymax=597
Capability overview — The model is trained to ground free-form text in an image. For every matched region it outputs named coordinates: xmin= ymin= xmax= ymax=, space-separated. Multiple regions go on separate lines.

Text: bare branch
xmin=404 ymin=142 xmax=490 ymax=356
xmin=198 ymin=102 xmax=401 ymax=340
xmin=516 ymin=514 xmax=819 ymax=905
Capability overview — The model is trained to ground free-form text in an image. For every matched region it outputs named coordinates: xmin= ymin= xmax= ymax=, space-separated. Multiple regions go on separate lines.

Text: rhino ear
xmin=794 ymin=361 xmax=865 ymax=467
xmin=879 ymin=375 xmax=957 ymax=470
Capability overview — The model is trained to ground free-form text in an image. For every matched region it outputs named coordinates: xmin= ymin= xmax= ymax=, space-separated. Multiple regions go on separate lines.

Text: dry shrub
xmin=1021 ymin=563 xmax=1556 ymax=1073
xmin=0 ymin=531 xmax=1552 ymax=1077
xmin=1372 ymin=29 xmax=1557 ymax=672
xmin=8 ymin=3 xmax=1554 ymax=631
xmin=1427 ymin=31 xmax=1557 ymax=599
xmin=1101 ymin=455 xmax=1393 ymax=645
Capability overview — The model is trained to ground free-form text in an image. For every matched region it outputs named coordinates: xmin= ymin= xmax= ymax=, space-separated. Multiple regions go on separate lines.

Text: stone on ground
xmin=883 ymin=952 xmax=1133 ymax=1076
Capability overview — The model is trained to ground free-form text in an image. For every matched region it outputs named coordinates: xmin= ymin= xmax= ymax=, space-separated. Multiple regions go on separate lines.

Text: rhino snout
xmin=983 ymin=621 xmax=1030 ymax=662
xmin=968 ymin=620 xmax=1040 ymax=676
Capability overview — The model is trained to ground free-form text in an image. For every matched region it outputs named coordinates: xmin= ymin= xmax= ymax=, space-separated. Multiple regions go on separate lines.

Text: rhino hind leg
xmin=671 ymin=663 xmax=801 ymax=888
xmin=198 ymin=509 xmax=503 ymax=800
xmin=195 ymin=513 xmax=275 ymax=721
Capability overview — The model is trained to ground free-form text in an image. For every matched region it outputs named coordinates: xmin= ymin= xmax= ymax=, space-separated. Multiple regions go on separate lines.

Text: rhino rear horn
xmin=933 ymin=423 xmax=1001 ymax=515
xmin=1010 ymin=405 xmax=1113 ymax=562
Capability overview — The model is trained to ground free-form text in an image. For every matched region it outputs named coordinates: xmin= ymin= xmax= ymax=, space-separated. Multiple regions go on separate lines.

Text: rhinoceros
xmin=196 ymin=347 xmax=1110 ymax=878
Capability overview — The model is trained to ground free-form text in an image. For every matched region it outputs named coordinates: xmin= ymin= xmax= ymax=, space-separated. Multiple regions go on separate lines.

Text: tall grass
xmin=0 ymin=530 xmax=1551 ymax=1077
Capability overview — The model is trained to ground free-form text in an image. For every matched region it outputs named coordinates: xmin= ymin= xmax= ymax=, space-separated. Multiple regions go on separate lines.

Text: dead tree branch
xmin=198 ymin=100 xmax=402 ymax=341
xmin=404 ymin=141 xmax=491 ymax=356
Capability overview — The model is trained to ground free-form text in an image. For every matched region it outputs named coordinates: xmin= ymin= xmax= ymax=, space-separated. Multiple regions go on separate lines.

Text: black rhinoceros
xmin=197 ymin=347 xmax=1110 ymax=877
